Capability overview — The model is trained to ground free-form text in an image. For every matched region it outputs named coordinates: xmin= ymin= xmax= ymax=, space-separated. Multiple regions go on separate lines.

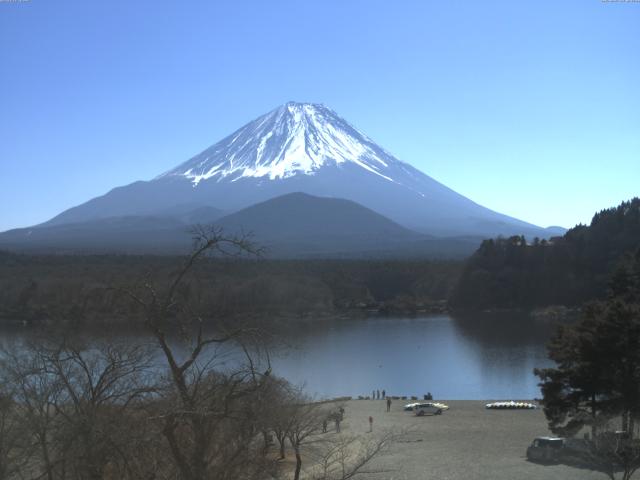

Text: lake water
xmin=269 ymin=314 xmax=554 ymax=400
xmin=0 ymin=314 xmax=555 ymax=400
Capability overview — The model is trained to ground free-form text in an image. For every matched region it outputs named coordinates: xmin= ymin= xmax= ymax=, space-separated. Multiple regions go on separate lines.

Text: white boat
xmin=485 ymin=400 xmax=536 ymax=410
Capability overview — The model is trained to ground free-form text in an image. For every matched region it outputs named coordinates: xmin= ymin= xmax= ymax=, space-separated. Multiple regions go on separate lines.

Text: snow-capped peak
xmin=158 ymin=102 xmax=401 ymax=185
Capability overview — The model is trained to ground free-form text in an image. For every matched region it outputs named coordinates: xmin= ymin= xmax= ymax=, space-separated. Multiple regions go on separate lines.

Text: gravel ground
xmin=336 ymin=399 xmax=605 ymax=480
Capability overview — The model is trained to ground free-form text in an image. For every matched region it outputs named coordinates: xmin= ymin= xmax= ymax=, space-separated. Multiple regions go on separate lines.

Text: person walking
xmin=335 ymin=417 xmax=341 ymax=433
xmin=386 ymin=397 xmax=392 ymax=412
xmin=322 ymin=419 xmax=328 ymax=433
xmin=368 ymin=416 xmax=374 ymax=432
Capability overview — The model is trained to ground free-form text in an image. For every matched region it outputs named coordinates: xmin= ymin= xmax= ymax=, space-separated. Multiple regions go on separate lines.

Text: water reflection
xmin=0 ymin=314 xmax=556 ymax=400
xmin=271 ymin=314 xmax=554 ymax=400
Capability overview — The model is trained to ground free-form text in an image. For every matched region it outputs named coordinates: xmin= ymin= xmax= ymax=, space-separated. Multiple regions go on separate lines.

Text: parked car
xmin=404 ymin=401 xmax=449 ymax=412
xmin=404 ymin=402 xmax=420 ymax=412
xmin=526 ymin=437 xmax=566 ymax=463
xmin=526 ymin=435 xmax=595 ymax=465
xmin=412 ymin=402 xmax=443 ymax=416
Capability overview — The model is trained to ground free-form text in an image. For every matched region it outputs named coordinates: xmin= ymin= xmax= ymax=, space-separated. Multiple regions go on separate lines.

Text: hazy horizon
xmin=1 ymin=0 xmax=638 ymax=231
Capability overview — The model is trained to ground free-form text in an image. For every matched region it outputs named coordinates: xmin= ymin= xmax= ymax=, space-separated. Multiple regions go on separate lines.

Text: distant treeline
xmin=4 ymin=199 xmax=638 ymax=324
xmin=451 ymin=198 xmax=640 ymax=310
xmin=0 ymin=253 xmax=462 ymax=326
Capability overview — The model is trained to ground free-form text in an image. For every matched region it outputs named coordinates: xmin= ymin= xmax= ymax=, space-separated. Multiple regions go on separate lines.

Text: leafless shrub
xmin=310 ymin=429 xmax=399 ymax=480
xmin=0 ymin=336 xmax=156 ymax=480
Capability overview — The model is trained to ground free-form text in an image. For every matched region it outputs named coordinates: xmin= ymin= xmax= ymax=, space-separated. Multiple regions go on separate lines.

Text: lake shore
xmin=334 ymin=399 xmax=602 ymax=480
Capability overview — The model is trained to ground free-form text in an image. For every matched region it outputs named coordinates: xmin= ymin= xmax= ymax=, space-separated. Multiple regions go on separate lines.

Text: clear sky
xmin=1 ymin=0 xmax=638 ymax=231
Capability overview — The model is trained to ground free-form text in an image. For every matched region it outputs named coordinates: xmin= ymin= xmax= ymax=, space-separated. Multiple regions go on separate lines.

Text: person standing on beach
xmin=382 ymin=389 xmax=386 ymax=399
xmin=335 ymin=416 xmax=341 ymax=433
xmin=386 ymin=397 xmax=392 ymax=412
xmin=376 ymin=389 xmax=380 ymax=400
xmin=369 ymin=416 xmax=373 ymax=432
xmin=372 ymin=390 xmax=375 ymax=399
xmin=322 ymin=419 xmax=328 ymax=433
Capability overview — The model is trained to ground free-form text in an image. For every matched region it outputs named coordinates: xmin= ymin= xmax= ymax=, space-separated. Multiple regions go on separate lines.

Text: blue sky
xmin=1 ymin=0 xmax=638 ymax=231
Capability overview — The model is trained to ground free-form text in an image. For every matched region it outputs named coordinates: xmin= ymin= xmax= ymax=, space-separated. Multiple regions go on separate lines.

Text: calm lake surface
xmin=0 ymin=314 xmax=555 ymax=400
xmin=271 ymin=314 xmax=554 ymax=400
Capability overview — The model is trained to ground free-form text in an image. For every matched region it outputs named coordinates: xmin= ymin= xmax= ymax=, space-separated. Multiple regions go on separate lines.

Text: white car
xmin=404 ymin=402 xmax=449 ymax=412
xmin=412 ymin=402 xmax=444 ymax=416
xmin=404 ymin=402 xmax=421 ymax=412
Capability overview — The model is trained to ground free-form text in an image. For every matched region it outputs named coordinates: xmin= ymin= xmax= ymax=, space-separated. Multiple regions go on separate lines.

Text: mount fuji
xmin=1 ymin=102 xmax=562 ymax=256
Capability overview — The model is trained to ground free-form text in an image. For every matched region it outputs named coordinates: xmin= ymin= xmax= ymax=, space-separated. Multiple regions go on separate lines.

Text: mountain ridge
xmin=38 ymin=101 xmax=558 ymax=239
xmin=0 ymin=192 xmax=483 ymax=258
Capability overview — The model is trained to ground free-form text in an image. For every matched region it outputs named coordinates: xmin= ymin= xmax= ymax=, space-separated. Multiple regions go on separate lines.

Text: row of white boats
xmin=402 ymin=400 xmax=537 ymax=415
xmin=485 ymin=401 xmax=537 ymax=410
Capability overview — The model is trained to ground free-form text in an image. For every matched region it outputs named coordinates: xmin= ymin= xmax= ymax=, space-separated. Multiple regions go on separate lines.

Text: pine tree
xmin=535 ymin=249 xmax=640 ymax=438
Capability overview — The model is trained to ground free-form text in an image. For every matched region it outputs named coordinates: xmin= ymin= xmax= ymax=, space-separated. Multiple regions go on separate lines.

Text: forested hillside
xmin=0 ymin=253 xmax=461 ymax=326
xmin=451 ymin=198 xmax=640 ymax=310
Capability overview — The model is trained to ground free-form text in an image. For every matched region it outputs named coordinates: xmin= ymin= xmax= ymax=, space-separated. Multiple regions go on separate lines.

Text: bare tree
xmin=569 ymin=423 xmax=640 ymax=480
xmin=311 ymin=430 xmax=398 ymax=480
xmin=0 ymin=386 xmax=30 ymax=480
xmin=117 ymin=227 xmax=276 ymax=480
xmin=1 ymin=336 xmax=155 ymax=480
xmin=277 ymin=395 xmax=400 ymax=480
xmin=1 ymin=341 xmax=64 ymax=480
xmin=249 ymin=375 xmax=292 ymax=458
xmin=286 ymin=401 xmax=326 ymax=480
xmin=45 ymin=338 xmax=155 ymax=480
xmin=254 ymin=376 xmax=299 ymax=461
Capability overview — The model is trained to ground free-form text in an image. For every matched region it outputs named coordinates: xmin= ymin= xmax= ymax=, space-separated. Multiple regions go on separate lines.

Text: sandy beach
xmin=331 ymin=399 xmax=603 ymax=480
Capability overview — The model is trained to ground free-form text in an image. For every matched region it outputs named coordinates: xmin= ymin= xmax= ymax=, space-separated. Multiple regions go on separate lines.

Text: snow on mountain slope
xmin=158 ymin=102 xmax=397 ymax=185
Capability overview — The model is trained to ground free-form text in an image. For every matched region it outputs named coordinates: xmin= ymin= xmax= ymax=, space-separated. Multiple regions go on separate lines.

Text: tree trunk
xmin=293 ymin=446 xmax=302 ymax=480
xmin=591 ymin=393 xmax=597 ymax=439
xmin=163 ymin=418 xmax=194 ymax=480
xmin=623 ymin=467 xmax=633 ymax=480
xmin=40 ymin=435 xmax=55 ymax=480
xmin=622 ymin=411 xmax=629 ymax=434
xmin=191 ymin=422 xmax=209 ymax=480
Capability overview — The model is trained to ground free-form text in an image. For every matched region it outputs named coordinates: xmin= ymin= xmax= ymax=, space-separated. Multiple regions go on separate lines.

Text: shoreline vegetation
xmin=0 ymin=305 xmax=580 ymax=332
xmin=0 ymin=253 xmax=461 ymax=328
xmin=0 ymin=198 xmax=637 ymax=330
xmin=451 ymin=198 xmax=640 ymax=311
